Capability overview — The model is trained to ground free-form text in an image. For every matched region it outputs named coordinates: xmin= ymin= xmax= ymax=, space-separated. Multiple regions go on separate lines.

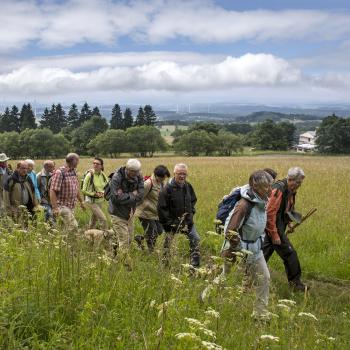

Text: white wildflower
xmin=278 ymin=299 xmax=296 ymax=306
xmin=205 ymin=307 xmax=220 ymax=319
xmin=201 ymin=284 xmax=214 ymax=302
xmin=210 ymin=256 xmax=224 ymax=264
xmin=170 ymin=274 xmax=183 ymax=284
xmin=149 ymin=300 xmax=156 ymax=308
xmin=260 ymin=334 xmax=280 ymax=342
xmin=157 ymin=299 xmax=175 ymax=310
xmin=328 ymin=337 xmax=336 ymax=341
xmin=185 ymin=318 xmax=216 ymax=339
xmin=185 ymin=318 xmax=206 ymax=328
xmin=199 ymin=327 xmax=216 ymax=339
xmin=201 ymin=340 xmax=225 ymax=350
xmin=298 ymin=312 xmax=318 ymax=321
xmin=240 ymin=248 xmax=253 ymax=256
xmin=175 ymin=333 xmax=201 ymax=341
xmin=155 ymin=326 xmax=163 ymax=337
xmin=213 ymin=274 xmax=226 ymax=285
xmin=181 ymin=263 xmax=193 ymax=271
xmin=195 ymin=267 xmax=210 ymax=276
xmin=206 ymin=231 xmax=219 ymax=236
xmin=233 ymin=251 xmax=244 ymax=257
xmin=276 ymin=304 xmax=291 ymax=312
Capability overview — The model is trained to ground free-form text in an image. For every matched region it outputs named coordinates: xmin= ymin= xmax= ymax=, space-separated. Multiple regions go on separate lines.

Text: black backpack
xmin=103 ymin=172 xmax=115 ymax=200
xmin=216 ymin=187 xmax=255 ymax=234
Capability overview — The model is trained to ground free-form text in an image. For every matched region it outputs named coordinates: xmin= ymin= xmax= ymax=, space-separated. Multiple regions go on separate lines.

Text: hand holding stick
xmin=287 ymin=208 xmax=317 ymax=234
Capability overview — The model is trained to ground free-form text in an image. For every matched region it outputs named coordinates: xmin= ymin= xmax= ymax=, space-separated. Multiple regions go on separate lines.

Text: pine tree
xmin=19 ymin=103 xmax=37 ymax=131
xmin=92 ymin=106 xmax=101 ymax=117
xmin=55 ymin=103 xmax=67 ymax=131
xmin=67 ymin=103 xmax=80 ymax=128
xmin=123 ymin=108 xmax=133 ymax=129
xmin=144 ymin=104 xmax=157 ymax=126
xmin=135 ymin=106 xmax=145 ymax=126
xmin=40 ymin=107 xmax=52 ymax=129
xmin=0 ymin=106 xmax=20 ymax=132
xmin=110 ymin=104 xmax=123 ymax=129
xmin=9 ymin=105 xmax=20 ymax=132
xmin=79 ymin=102 xmax=92 ymax=125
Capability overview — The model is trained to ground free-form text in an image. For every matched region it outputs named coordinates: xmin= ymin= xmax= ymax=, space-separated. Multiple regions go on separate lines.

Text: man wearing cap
xmin=108 ymin=159 xmax=144 ymax=261
xmin=0 ymin=153 xmax=12 ymax=216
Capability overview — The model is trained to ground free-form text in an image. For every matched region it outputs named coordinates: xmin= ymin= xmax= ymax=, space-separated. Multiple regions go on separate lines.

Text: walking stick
xmin=287 ymin=208 xmax=317 ymax=234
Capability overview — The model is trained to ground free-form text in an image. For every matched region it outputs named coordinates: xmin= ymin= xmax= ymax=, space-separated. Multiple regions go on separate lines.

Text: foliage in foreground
xmin=0 ymin=219 xmax=348 ymax=349
xmin=1 ymin=155 xmax=350 ymax=349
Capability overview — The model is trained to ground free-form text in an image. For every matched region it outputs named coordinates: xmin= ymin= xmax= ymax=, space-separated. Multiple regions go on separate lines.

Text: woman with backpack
xmin=221 ymin=170 xmax=273 ymax=322
xmin=134 ymin=165 xmax=170 ymax=252
xmin=82 ymin=157 xmax=109 ymax=230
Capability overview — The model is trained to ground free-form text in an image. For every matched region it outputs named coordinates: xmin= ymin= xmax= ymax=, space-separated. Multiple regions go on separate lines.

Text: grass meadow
xmin=0 ymin=156 xmax=349 ymax=349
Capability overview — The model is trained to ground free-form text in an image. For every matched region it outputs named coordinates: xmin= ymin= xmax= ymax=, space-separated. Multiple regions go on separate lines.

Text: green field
xmin=1 ymin=156 xmax=349 ymax=349
xmin=158 ymin=125 xmax=188 ymax=144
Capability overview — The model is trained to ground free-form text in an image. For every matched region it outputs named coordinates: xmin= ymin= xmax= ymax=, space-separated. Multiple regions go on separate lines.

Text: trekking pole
xmin=287 ymin=208 xmax=317 ymax=234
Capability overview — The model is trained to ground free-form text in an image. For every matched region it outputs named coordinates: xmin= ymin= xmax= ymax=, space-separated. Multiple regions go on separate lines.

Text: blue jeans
xmin=42 ymin=204 xmax=54 ymax=223
xmin=163 ymin=225 xmax=200 ymax=266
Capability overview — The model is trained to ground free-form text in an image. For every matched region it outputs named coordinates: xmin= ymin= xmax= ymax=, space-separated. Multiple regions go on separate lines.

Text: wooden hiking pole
xmin=287 ymin=208 xmax=317 ymax=234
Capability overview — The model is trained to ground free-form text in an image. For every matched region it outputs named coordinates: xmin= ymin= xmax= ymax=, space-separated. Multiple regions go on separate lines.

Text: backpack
xmin=143 ymin=175 xmax=153 ymax=197
xmin=103 ymin=172 xmax=115 ymax=201
xmin=104 ymin=173 xmax=149 ymax=201
xmin=216 ymin=188 xmax=241 ymax=227
xmin=81 ymin=170 xmax=95 ymax=191
xmin=215 ymin=187 xmax=254 ymax=234
xmin=48 ymin=167 xmax=66 ymax=191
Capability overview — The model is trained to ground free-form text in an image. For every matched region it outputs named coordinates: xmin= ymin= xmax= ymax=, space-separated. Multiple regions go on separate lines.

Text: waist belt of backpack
xmin=240 ymin=236 xmax=263 ymax=245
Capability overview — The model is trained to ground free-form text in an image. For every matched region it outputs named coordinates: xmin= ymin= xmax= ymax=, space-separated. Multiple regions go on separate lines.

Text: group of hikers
xmin=0 ymin=151 xmax=308 ymax=321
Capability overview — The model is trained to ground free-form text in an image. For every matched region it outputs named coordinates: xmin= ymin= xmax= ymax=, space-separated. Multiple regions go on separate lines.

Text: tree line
xmin=172 ymin=121 xmax=297 ymax=156
xmin=0 ymin=102 xmax=163 ymax=158
xmin=0 ymin=102 xmax=158 ymax=134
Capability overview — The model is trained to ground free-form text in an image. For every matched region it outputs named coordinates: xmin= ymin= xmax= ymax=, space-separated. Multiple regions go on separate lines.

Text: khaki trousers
xmin=110 ymin=215 xmax=134 ymax=252
xmin=86 ymin=202 xmax=108 ymax=230
xmin=59 ymin=206 xmax=78 ymax=232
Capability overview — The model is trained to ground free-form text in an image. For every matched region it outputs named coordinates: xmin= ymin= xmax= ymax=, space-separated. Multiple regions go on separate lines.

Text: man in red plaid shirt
xmin=50 ymin=153 xmax=85 ymax=232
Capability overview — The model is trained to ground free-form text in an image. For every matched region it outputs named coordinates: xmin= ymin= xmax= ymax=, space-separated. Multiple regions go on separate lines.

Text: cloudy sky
xmin=1 ymin=0 xmax=350 ymax=106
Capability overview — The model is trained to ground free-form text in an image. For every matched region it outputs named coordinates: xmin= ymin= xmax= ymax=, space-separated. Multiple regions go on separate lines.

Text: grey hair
xmin=249 ymin=170 xmax=273 ymax=188
xmin=126 ymin=158 xmax=141 ymax=171
xmin=287 ymin=167 xmax=305 ymax=180
xmin=25 ymin=159 xmax=35 ymax=166
xmin=43 ymin=160 xmax=55 ymax=167
xmin=174 ymin=163 xmax=188 ymax=172
xmin=66 ymin=153 xmax=79 ymax=163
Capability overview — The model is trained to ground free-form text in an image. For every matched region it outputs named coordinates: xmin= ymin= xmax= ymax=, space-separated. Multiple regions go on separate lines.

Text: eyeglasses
xmin=175 ymin=172 xmax=187 ymax=176
xmin=93 ymin=162 xmax=102 ymax=165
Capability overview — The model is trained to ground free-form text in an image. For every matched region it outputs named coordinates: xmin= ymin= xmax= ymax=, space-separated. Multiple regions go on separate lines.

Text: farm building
xmin=296 ymin=131 xmax=316 ymax=152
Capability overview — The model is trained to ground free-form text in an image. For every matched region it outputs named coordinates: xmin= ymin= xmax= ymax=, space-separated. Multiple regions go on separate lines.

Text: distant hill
xmin=235 ymin=111 xmax=322 ymax=123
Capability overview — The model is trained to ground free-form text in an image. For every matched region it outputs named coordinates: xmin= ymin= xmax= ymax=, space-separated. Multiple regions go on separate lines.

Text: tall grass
xmin=0 ymin=155 xmax=349 ymax=349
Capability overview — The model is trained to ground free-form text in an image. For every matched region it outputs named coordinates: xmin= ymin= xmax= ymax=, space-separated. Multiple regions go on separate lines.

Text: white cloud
xmin=1 ymin=0 xmax=350 ymax=51
xmin=0 ymin=53 xmax=302 ymax=96
xmin=0 ymin=51 xmax=223 ymax=73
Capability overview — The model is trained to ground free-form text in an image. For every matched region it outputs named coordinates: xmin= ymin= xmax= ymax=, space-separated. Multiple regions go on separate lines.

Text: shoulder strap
xmin=144 ymin=178 xmax=153 ymax=198
xmin=238 ymin=198 xmax=255 ymax=232
xmin=9 ymin=179 xmax=16 ymax=193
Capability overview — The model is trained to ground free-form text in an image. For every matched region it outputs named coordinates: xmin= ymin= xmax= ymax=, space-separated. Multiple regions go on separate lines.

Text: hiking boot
xmin=290 ymin=280 xmax=309 ymax=292
xmin=134 ymin=235 xmax=145 ymax=250
xmin=190 ymin=257 xmax=200 ymax=268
